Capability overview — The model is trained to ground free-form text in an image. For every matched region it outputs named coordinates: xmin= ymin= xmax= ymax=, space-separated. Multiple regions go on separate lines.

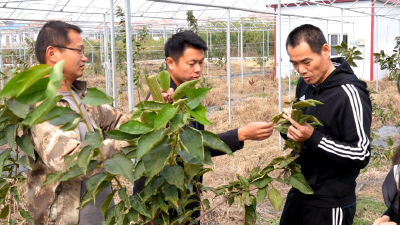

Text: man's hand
xmin=282 ymin=107 xmax=292 ymax=119
xmin=286 ymin=118 xmax=314 ymax=142
xmin=238 ymin=122 xmax=274 ymax=141
xmin=373 ymin=216 xmax=392 ymax=225
xmin=162 ymin=88 xmax=174 ymax=103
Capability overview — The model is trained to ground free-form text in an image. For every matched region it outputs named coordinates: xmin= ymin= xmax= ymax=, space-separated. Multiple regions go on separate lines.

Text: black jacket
xmin=133 ymin=78 xmax=244 ymax=219
xmin=382 ymin=166 xmax=400 ymax=223
xmin=286 ymin=57 xmax=372 ymax=208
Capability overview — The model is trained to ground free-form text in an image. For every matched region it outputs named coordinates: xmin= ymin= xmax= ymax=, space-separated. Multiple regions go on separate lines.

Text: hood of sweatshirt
xmin=318 ymin=57 xmax=369 ymax=96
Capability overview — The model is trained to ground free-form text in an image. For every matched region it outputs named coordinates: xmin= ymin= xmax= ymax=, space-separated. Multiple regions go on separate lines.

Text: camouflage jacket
xmin=27 ymin=80 xmax=131 ymax=225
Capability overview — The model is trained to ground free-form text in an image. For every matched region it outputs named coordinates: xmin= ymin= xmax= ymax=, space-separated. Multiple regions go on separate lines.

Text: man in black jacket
xmin=279 ymin=24 xmax=372 ymax=225
xmin=133 ymin=30 xmax=274 ymax=221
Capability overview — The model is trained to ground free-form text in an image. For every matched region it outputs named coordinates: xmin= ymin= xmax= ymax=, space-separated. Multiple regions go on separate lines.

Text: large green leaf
xmin=78 ymin=145 xmax=94 ymax=175
xmin=81 ymin=88 xmax=113 ymax=106
xmin=142 ymin=176 xmax=164 ymax=201
xmin=60 ymin=117 xmax=81 ymax=131
xmin=85 ymin=128 xmax=103 ymax=149
xmin=119 ymin=120 xmax=152 ymax=135
xmin=159 ymin=164 xmax=185 ymax=191
xmin=252 ymin=174 xmax=272 ymax=189
xmin=22 ymin=95 xmax=63 ymax=126
xmin=180 ymin=127 xmax=204 ymax=163
xmin=35 ymin=106 xmax=72 ymax=125
xmin=10 ymin=186 xmax=20 ymax=204
xmin=0 ymin=149 xmax=11 ymax=175
xmin=45 ymin=60 xmax=65 ymax=99
xmin=177 ymin=144 xmax=202 ymax=165
xmin=16 ymin=134 xmax=35 ymax=159
xmin=171 ymin=79 xmax=200 ymax=101
xmin=49 ymin=110 xmax=81 ymax=126
xmin=257 ymin=187 xmax=268 ymax=203
xmin=130 ymin=194 xmax=151 ymax=218
xmin=163 ymin=184 xmax=179 ymax=207
xmin=201 ymin=130 xmax=232 ymax=155
xmin=18 ymin=209 xmax=34 ymax=225
xmin=59 ymin=166 xmax=83 ymax=182
xmin=5 ymin=124 xmax=17 ymax=150
xmin=186 ymin=87 xmax=211 ymax=110
xmin=15 ymin=77 xmax=49 ymax=104
xmin=157 ymin=70 xmax=170 ymax=91
xmin=186 ymin=105 xmax=212 ymax=125
xmin=142 ymin=137 xmax=171 ymax=182
xmin=136 ymin=129 xmax=166 ymax=160
xmin=86 ymin=172 xmax=109 ymax=205
xmin=16 ymin=156 xmax=32 ymax=170
xmin=145 ymin=75 xmax=164 ymax=102
xmin=289 ymin=173 xmax=313 ymax=194
xmin=104 ymin=153 xmax=135 ymax=184
xmin=184 ymin=162 xmax=202 ymax=182
xmin=1 ymin=64 xmax=52 ymax=97
xmin=135 ymin=101 xmax=166 ymax=111
xmin=153 ymin=104 xmax=178 ymax=130
xmin=133 ymin=160 xmax=145 ymax=181
xmin=268 ymin=187 xmax=283 ymax=211
xmin=100 ymin=190 xmax=116 ymax=216
xmin=42 ymin=171 xmax=62 ymax=186
xmin=7 ymin=99 xmax=29 ymax=119
xmin=244 ymin=203 xmax=257 ymax=225
xmin=0 ymin=205 xmax=9 ymax=219
xmin=105 ymin=130 xmax=138 ymax=141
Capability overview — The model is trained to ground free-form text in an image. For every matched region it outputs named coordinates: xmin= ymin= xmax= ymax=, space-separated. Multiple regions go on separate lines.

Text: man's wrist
xmin=238 ymin=127 xmax=246 ymax=141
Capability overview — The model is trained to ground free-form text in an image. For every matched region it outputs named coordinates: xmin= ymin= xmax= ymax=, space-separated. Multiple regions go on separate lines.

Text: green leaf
xmin=86 ymin=172 xmax=109 ymax=205
xmin=133 ymin=160 xmax=145 ymax=181
xmin=242 ymin=191 xmax=251 ymax=206
xmin=252 ymin=175 xmax=272 ymax=189
xmin=228 ymin=197 xmax=234 ymax=206
xmin=180 ymin=127 xmax=204 ymax=163
xmin=160 ymin=164 xmax=185 ymax=191
xmin=0 ymin=150 xmax=11 ymax=174
xmin=101 ymin=190 xmax=116 ymax=216
xmin=35 ymin=106 xmax=72 ymax=125
xmin=16 ymin=156 xmax=32 ymax=170
xmin=10 ymin=186 xmax=20 ymax=204
xmin=250 ymin=166 xmax=260 ymax=180
xmin=60 ymin=117 xmax=81 ymax=131
xmin=119 ymin=120 xmax=152 ymax=135
xmin=118 ymin=188 xmax=130 ymax=208
xmin=16 ymin=134 xmax=35 ymax=159
xmin=59 ymin=166 xmax=83 ymax=182
xmin=42 ymin=171 xmax=62 ymax=186
xmin=135 ymin=101 xmax=166 ymax=111
xmin=142 ymin=176 xmax=164 ymax=201
xmin=105 ymin=130 xmax=138 ymax=141
xmin=238 ymin=176 xmax=250 ymax=188
xmin=201 ymin=130 xmax=232 ymax=155
xmin=171 ymin=79 xmax=200 ymax=101
xmin=274 ymin=124 xmax=291 ymax=134
xmin=291 ymin=109 xmax=302 ymax=122
xmin=270 ymin=112 xmax=284 ymax=123
xmin=15 ymin=77 xmax=49 ymax=104
xmin=244 ymin=204 xmax=257 ymax=225
xmin=163 ymin=184 xmax=179 ymax=207
xmin=136 ymin=129 xmax=166 ymax=160
xmin=154 ymin=104 xmax=178 ymax=130
xmin=289 ymin=173 xmax=313 ymax=194
xmin=7 ymin=99 xmax=29 ymax=119
xmin=172 ymin=99 xmax=187 ymax=109
xmin=257 ymin=187 xmax=268 ymax=203
xmin=23 ymin=95 xmax=63 ymax=126
xmin=5 ymin=124 xmax=17 ymax=150
xmin=130 ymin=194 xmax=151 ymax=218
xmin=184 ymin=162 xmax=202 ymax=182
xmin=203 ymin=199 xmax=210 ymax=209
xmin=186 ymin=105 xmax=212 ymax=125
xmin=45 ymin=60 xmax=65 ymax=99
xmin=85 ymin=128 xmax=103 ymax=149
xmin=78 ymin=146 xmax=94 ymax=175
xmin=268 ymin=187 xmax=283 ymax=211
xmin=18 ymin=209 xmax=34 ymax=225
xmin=1 ymin=64 xmax=52 ymax=97
xmin=146 ymin=75 xmax=164 ymax=102
xmin=186 ymin=87 xmax=211 ymax=109
xmin=81 ymin=88 xmax=113 ymax=106
xmin=177 ymin=144 xmax=202 ymax=165
xmin=158 ymin=70 xmax=170 ymax=91
xmin=104 ymin=153 xmax=135 ymax=183
xmin=0 ymin=205 xmax=9 ymax=219
xmin=142 ymin=138 xmax=171 ymax=181
xmin=292 ymin=100 xmax=315 ymax=109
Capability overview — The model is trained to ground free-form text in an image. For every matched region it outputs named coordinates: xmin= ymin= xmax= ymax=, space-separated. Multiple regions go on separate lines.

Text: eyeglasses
xmin=54 ymin=46 xmax=85 ymax=56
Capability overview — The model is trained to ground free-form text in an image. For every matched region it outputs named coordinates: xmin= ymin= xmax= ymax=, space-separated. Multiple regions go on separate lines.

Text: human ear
xmin=166 ymin=57 xmax=174 ymax=70
xmin=46 ymin=46 xmax=59 ymax=64
xmin=322 ymin=43 xmax=331 ymax=58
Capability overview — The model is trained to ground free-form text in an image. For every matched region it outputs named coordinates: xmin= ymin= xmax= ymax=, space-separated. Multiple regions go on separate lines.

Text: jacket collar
xmin=71 ymin=80 xmax=87 ymax=98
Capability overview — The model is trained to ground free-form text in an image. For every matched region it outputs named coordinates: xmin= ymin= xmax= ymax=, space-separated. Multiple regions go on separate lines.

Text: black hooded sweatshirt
xmin=286 ymin=57 xmax=372 ymax=208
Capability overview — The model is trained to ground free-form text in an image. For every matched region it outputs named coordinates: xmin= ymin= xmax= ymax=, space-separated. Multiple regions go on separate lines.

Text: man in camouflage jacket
xmin=27 ymin=21 xmax=131 ymax=224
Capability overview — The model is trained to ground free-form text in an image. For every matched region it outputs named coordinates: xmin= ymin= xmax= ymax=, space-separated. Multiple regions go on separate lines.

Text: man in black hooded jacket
xmin=279 ymin=24 xmax=372 ymax=225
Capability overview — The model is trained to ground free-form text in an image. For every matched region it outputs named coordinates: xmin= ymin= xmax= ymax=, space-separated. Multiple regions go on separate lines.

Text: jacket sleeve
xmin=303 ymin=84 xmax=371 ymax=169
xmin=86 ymin=104 xmax=132 ymax=132
xmin=209 ymin=129 xmax=244 ymax=157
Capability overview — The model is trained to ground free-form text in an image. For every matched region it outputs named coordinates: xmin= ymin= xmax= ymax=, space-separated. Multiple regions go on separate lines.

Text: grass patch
xmin=354 ymin=197 xmax=386 ymax=225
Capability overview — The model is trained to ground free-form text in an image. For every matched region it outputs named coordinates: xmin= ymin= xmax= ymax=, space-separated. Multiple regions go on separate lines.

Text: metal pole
xmin=109 ymin=0 xmax=118 ymax=108
xmin=278 ymin=0 xmax=282 ymax=149
xmin=28 ymin=24 xmax=33 ymax=66
xmin=100 ymin=33 xmax=103 ymax=64
xmin=240 ymin=23 xmax=243 ymax=86
xmin=103 ymin=14 xmax=111 ymax=96
xmin=341 ymin=8 xmax=344 ymax=44
xmin=163 ymin=26 xmax=166 ymax=44
xmin=267 ymin=30 xmax=269 ymax=60
xmin=237 ymin=30 xmax=239 ymax=57
xmin=288 ymin=15 xmax=291 ymax=101
xmin=18 ymin=29 xmax=22 ymax=59
xmin=91 ymin=47 xmax=94 ymax=77
xmin=227 ymin=9 xmax=231 ymax=123
xmin=376 ymin=16 xmax=379 ymax=93
xmin=0 ymin=32 xmax=3 ymax=89
xmin=124 ymin=0 xmax=135 ymax=111
xmin=206 ymin=31 xmax=209 ymax=75
xmin=210 ymin=30 xmax=212 ymax=75
xmin=327 ymin=20 xmax=329 ymax=42
xmin=262 ymin=29 xmax=265 ymax=79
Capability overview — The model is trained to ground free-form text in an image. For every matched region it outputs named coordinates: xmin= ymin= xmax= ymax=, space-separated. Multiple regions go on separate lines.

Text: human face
xmin=57 ymin=30 xmax=87 ymax=83
xmin=288 ymin=42 xmax=333 ymax=86
xmin=166 ymin=47 xmax=204 ymax=86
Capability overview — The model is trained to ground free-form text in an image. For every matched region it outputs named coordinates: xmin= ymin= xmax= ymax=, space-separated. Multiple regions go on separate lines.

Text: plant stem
xmin=114 ymin=177 xmax=123 ymax=189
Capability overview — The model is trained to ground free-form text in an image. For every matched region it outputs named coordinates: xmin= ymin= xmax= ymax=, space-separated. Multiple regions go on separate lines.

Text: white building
xmin=272 ymin=0 xmax=400 ymax=81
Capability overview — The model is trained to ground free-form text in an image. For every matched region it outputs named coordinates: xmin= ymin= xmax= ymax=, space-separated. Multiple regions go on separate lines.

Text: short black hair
xmin=286 ymin=24 xmax=327 ymax=55
xmin=35 ymin=21 xmax=82 ymax=64
xmin=165 ymin=30 xmax=208 ymax=62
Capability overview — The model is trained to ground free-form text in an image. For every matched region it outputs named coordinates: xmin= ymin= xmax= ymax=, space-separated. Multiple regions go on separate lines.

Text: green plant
xmin=186 ymin=11 xmax=198 ymax=33
xmin=332 ymin=41 xmax=363 ymax=67
xmin=374 ymin=50 xmax=400 ymax=81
